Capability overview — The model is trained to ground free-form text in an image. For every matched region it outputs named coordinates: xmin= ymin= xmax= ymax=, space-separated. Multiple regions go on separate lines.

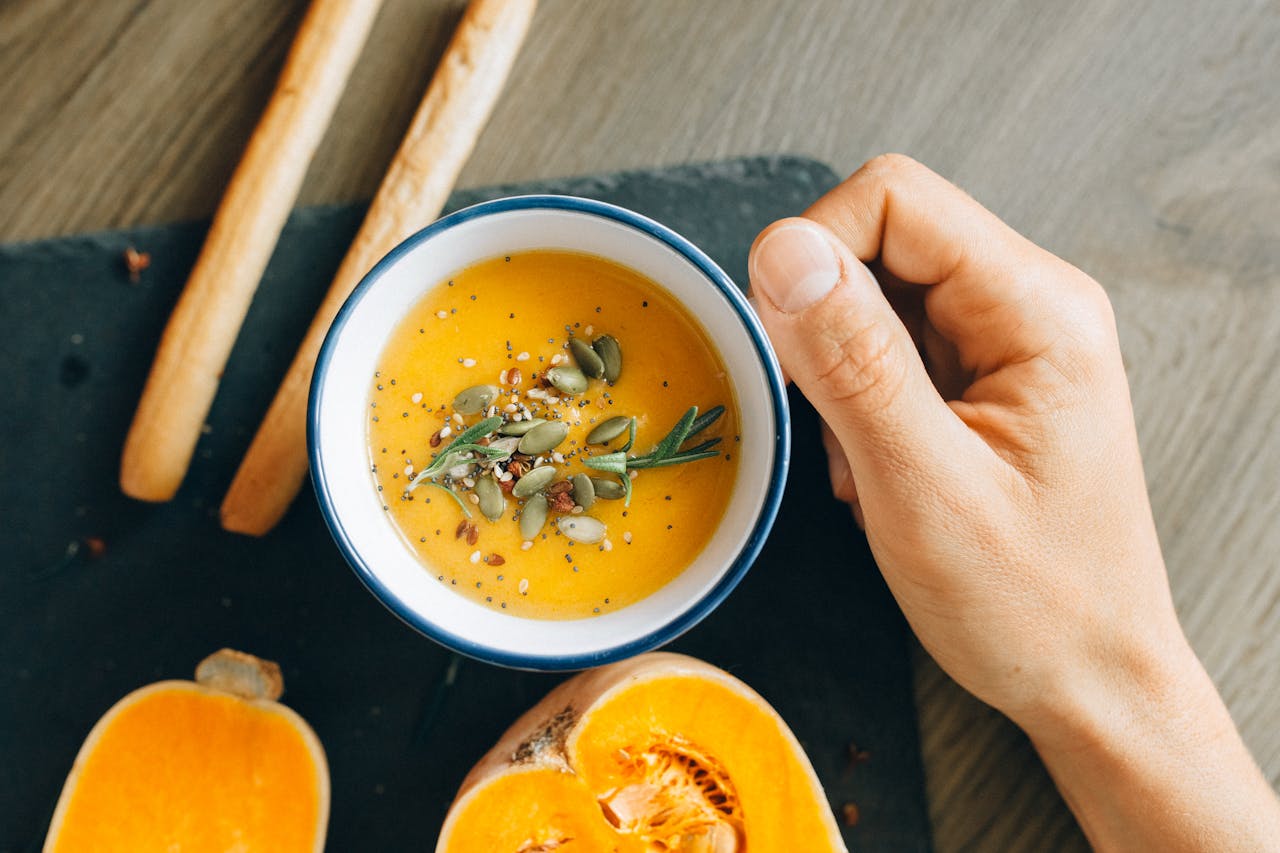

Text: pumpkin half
xmin=44 ymin=649 xmax=329 ymax=853
xmin=438 ymin=652 xmax=847 ymax=852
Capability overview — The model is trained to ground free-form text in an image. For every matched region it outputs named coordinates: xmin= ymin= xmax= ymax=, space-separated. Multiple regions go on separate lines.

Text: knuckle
xmin=1049 ymin=277 xmax=1119 ymax=373
xmin=859 ymin=152 xmax=924 ymax=180
xmin=810 ymin=317 xmax=906 ymax=415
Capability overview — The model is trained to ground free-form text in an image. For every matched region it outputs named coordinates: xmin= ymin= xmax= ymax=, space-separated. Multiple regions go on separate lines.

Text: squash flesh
xmin=439 ymin=655 xmax=846 ymax=853
xmin=48 ymin=683 xmax=324 ymax=853
xmin=444 ymin=768 xmax=639 ymax=852
xmin=574 ymin=676 xmax=840 ymax=851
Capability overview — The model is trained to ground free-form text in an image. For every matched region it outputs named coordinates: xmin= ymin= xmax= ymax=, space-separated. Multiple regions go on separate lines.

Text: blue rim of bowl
xmin=308 ymin=195 xmax=791 ymax=671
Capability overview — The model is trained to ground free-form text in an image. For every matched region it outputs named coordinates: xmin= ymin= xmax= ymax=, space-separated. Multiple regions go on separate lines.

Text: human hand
xmin=747 ymin=154 xmax=1280 ymax=850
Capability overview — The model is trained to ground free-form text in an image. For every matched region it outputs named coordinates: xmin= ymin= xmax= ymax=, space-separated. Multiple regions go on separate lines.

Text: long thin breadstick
xmin=220 ymin=0 xmax=538 ymax=536
xmin=120 ymin=0 xmax=383 ymax=502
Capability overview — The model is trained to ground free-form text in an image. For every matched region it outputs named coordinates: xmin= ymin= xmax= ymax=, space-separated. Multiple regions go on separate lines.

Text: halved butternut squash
xmin=438 ymin=652 xmax=846 ymax=852
xmin=45 ymin=649 xmax=329 ymax=853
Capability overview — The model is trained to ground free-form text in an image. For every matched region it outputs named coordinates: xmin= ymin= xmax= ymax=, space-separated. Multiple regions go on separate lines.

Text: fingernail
xmin=750 ymin=221 xmax=841 ymax=313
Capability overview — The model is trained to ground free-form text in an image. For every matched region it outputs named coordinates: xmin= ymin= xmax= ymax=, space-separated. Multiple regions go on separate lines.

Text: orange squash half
xmin=44 ymin=649 xmax=329 ymax=853
xmin=438 ymin=652 xmax=847 ymax=852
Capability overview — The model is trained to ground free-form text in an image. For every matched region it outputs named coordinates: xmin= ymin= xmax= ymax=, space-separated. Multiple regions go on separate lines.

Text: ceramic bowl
xmin=308 ymin=195 xmax=789 ymax=670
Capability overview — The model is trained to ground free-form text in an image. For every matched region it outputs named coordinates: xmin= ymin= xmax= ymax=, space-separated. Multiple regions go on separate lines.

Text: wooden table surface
xmin=4 ymin=1 xmax=1278 ymax=849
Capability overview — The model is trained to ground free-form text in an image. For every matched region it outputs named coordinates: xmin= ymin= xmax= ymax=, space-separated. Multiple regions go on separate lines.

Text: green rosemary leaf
xmin=444 ymin=442 xmax=510 ymax=461
xmin=422 ymin=481 xmax=472 ymax=517
xmin=642 ymin=449 xmax=721 ymax=468
xmin=408 ymin=442 xmax=510 ymax=489
xmin=618 ymin=417 xmax=637 ymax=454
xmin=652 ymin=406 xmax=698 ymax=461
xmin=686 ymin=405 xmax=725 ymax=441
xmin=584 ymin=451 xmax=629 ymax=475
xmin=681 ymin=436 xmax=722 ymax=455
xmin=443 ymin=416 xmax=502 ymax=452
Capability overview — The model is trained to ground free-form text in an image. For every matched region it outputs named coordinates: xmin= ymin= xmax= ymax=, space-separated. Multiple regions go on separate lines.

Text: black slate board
xmin=0 ymin=156 xmax=930 ymax=852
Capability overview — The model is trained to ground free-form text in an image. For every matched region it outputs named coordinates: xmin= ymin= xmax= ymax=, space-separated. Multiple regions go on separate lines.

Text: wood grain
xmin=220 ymin=0 xmax=537 ymax=536
xmin=3 ymin=1 xmax=1278 ymax=850
xmin=119 ymin=0 xmax=383 ymax=503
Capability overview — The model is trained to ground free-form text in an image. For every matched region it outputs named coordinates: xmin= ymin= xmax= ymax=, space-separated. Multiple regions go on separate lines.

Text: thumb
xmin=748 ymin=217 xmax=968 ymax=494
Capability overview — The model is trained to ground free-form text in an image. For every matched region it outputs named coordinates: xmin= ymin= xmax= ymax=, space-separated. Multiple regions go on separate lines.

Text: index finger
xmin=804 ymin=154 xmax=1104 ymax=377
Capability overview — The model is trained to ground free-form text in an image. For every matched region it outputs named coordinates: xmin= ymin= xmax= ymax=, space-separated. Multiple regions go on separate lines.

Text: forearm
xmin=1028 ymin=634 xmax=1280 ymax=851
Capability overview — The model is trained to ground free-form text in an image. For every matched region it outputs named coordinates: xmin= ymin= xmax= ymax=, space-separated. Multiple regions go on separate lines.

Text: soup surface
xmin=367 ymin=251 xmax=740 ymax=620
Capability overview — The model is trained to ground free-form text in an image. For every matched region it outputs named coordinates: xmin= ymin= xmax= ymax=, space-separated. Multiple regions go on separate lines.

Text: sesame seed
xmin=462 ymin=358 xmax=477 ymax=368
xmin=439 ymin=425 xmax=452 ymax=438
xmin=504 ymin=403 xmax=518 ymax=414
xmin=623 ymin=531 xmax=633 ymax=544
xmin=519 ymin=578 xmax=530 ymax=592
xmin=436 ymin=310 xmax=448 ymax=319
xmin=470 ymin=550 xmax=482 ymax=563
xmin=603 ymin=539 xmax=613 ymax=551
xmin=404 ymin=465 xmax=414 ymax=476
xmin=499 ymin=369 xmax=509 ymax=384
xmin=452 ymin=413 xmax=464 ymax=425
xmin=411 ymin=392 xmax=423 ymax=403
xmin=469 ymin=494 xmax=480 ymax=504
xmin=516 ymin=351 xmax=530 ymax=361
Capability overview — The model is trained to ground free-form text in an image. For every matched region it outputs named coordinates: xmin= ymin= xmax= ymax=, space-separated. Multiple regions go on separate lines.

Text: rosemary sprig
xmin=406 ymin=416 xmax=504 ymax=492
xmin=583 ymin=405 xmax=724 ymax=504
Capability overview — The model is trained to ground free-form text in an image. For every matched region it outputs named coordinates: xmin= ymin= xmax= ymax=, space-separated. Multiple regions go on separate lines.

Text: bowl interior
xmin=311 ymin=197 xmax=784 ymax=667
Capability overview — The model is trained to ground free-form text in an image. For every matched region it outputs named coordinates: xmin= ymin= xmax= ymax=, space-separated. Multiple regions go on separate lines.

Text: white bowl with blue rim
xmin=308 ymin=196 xmax=789 ymax=670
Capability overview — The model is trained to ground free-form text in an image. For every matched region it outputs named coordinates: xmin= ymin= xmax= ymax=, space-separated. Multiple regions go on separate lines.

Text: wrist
xmin=1022 ymin=628 xmax=1280 ymax=851
xmin=1022 ymin=623 xmax=1213 ymax=759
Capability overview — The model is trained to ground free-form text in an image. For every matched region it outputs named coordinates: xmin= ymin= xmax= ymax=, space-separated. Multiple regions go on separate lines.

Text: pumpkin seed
xmin=512 ymin=465 xmax=557 ymax=498
xmin=545 ymin=365 xmax=588 ymax=396
xmin=498 ymin=417 xmax=545 ymax=436
xmin=592 ymin=335 xmax=622 ymax=382
xmin=590 ymin=477 xmax=627 ymax=500
xmin=453 ymin=384 xmax=499 ymax=414
xmin=586 ymin=415 xmax=631 ymax=445
xmin=569 ymin=337 xmax=605 ymax=378
xmin=519 ymin=494 xmax=548 ymax=540
xmin=474 ymin=474 xmax=505 ymax=522
xmin=485 ymin=436 xmax=521 ymax=455
xmin=517 ymin=420 xmax=569 ymax=455
xmin=555 ymin=515 xmax=607 ymax=544
xmin=571 ymin=473 xmax=595 ymax=510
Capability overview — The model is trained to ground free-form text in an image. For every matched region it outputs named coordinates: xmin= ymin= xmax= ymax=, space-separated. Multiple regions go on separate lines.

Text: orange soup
xmin=367 ymin=251 xmax=739 ymax=620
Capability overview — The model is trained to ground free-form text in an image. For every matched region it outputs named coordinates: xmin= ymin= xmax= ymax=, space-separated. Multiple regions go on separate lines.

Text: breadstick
xmin=220 ymin=0 xmax=538 ymax=535
xmin=120 ymin=0 xmax=383 ymax=502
